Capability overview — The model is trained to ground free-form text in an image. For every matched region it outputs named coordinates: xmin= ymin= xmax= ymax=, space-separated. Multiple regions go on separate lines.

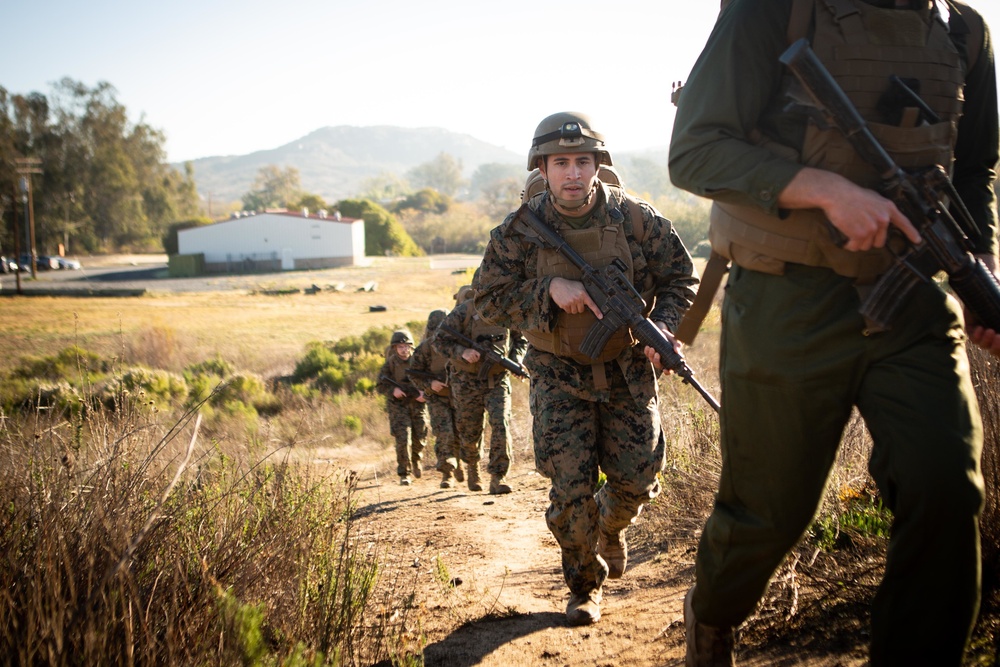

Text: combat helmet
xmin=390 ymin=329 xmax=414 ymax=346
xmin=527 ymin=112 xmax=613 ymax=171
xmin=425 ymin=309 xmax=447 ymax=337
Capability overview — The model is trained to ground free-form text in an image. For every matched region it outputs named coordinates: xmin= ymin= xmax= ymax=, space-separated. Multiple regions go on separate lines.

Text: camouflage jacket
xmin=474 ymin=183 xmax=699 ymax=405
xmin=376 ymin=352 xmax=416 ymax=399
xmin=433 ymin=299 xmax=528 ymax=379
xmin=408 ymin=339 xmax=449 ymax=396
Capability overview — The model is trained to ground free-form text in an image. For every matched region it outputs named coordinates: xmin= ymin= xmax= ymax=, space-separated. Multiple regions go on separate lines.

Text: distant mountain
xmin=175 ymin=126 xmax=523 ymax=206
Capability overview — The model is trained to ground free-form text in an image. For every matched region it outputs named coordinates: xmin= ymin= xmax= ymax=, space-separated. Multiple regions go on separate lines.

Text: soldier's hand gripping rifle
xmin=780 ymin=38 xmax=1000 ymax=332
xmin=380 ymin=375 xmax=422 ymax=400
xmin=438 ymin=324 xmax=530 ymax=381
xmin=513 ymin=205 xmax=721 ymax=413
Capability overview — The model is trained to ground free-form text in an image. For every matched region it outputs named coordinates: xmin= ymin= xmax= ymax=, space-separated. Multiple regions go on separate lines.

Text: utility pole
xmin=11 ymin=184 xmax=22 ymax=294
xmin=15 ymin=157 xmax=43 ymax=279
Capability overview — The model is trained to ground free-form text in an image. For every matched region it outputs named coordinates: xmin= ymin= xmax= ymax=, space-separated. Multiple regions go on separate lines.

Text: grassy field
xmin=0 ymin=256 xmax=479 ymax=377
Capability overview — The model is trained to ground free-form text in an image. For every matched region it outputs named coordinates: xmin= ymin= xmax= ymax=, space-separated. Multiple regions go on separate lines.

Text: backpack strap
xmin=622 ymin=195 xmax=648 ymax=245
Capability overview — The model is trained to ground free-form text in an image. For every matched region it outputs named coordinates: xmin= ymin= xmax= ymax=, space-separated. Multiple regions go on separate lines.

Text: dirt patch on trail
xmin=337 ymin=448 xmax=872 ymax=667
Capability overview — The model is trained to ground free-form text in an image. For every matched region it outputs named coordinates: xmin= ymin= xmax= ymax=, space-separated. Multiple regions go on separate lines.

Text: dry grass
xmin=2 ymin=257 xmax=998 ymax=663
xmin=0 ymin=256 xmax=476 ymax=378
xmin=0 ymin=385 xmax=419 ymax=665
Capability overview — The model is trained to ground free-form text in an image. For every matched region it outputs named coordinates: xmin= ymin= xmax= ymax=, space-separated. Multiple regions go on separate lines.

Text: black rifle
xmin=380 ymin=375 xmax=421 ymax=400
xmin=513 ymin=205 xmax=721 ymax=413
xmin=438 ymin=324 xmax=530 ymax=381
xmin=780 ymin=38 xmax=1000 ymax=332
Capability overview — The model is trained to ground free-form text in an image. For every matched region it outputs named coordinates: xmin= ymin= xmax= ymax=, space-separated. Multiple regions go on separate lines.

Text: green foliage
xmin=342 ymin=415 xmax=363 ymax=436
xmin=214 ymin=588 xmax=267 ymax=665
xmin=316 ymin=367 xmax=347 ymax=393
xmin=211 ymin=372 xmax=268 ymax=408
xmin=810 ymin=485 xmax=893 ymax=551
xmin=336 ymin=198 xmax=423 ymax=257
xmin=352 ymin=378 xmax=376 ymax=395
xmin=294 ymin=343 xmax=343 ymax=382
xmin=356 ymin=171 xmax=411 ymax=204
xmin=391 ymin=188 xmax=452 ymax=215
xmin=186 ymin=356 xmax=235 ymax=379
xmin=406 ymin=152 xmax=466 ymax=198
xmin=0 ymin=79 xmax=200 ymax=253
xmin=398 ymin=201 xmax=495 ymax=255
xmin=162 ymin=217 xmax=212 ymax=254
xmin=115 ymin=367 xmax=189 ymax=407
xmin=290 ymin=192 xmax=328 ymax=213
xmin=10 ymin=345 xmax=107 ymax=382
xmin=241 ymin=164 xmax=302 ymax=211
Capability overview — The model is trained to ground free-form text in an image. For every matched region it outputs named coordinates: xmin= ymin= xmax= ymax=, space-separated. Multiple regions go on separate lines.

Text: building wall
xmin=177 ymin=213 xmax=364 ymax=271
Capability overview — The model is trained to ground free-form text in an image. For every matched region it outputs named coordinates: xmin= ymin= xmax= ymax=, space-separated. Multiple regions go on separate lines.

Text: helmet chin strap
xmin=550 ymin=185 xmax=597 ymax=212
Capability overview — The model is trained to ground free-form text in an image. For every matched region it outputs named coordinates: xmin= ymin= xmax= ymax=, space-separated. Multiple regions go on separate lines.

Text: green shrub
xmin=343 ymin=415 xmax=363 ymax=436
xmin=352 ymin=377 xmax=377 ymax=395
xmin=10 ymin=345 xmax=107 ymax=383
xmin=113 ymin=367 xmax=189 ymax=407
xmin=186 ymin=356 xmax=235 ymax=379
xmin=316 ymin=367 xmax=347 ymax=393
xmin=211 ymin=373 xmax=267 ymax=407
xmin=293 ymin=344 xmax=342 ymax=382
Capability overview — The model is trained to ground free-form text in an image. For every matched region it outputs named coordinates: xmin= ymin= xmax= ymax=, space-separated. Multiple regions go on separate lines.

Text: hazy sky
xmin=4 ymin=1 xmax=999 ymax=164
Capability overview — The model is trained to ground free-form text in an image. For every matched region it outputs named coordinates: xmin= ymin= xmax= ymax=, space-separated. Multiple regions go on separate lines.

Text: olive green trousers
xmin=692 ymin=264 xmax=984 ymax=666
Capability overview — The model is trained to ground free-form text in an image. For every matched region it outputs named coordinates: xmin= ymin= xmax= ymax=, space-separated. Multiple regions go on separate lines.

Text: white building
xmin=177 ymin=209 xmax=365 ymax=273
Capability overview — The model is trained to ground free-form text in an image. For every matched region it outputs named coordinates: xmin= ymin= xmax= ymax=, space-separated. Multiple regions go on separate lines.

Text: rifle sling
xmin=676 ymin=250 xmax=729 ymax=345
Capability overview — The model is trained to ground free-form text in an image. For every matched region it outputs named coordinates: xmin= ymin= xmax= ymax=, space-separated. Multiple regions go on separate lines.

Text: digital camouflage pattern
xmin=475 ymin=184 xmax=697 ymax=595
xmin=433 ymin=299 xmax=528 ymax=477
xmin=376 ymin=349 xmax=429 ymax=478
xmin=409 ymin=309 xmax=460 ymax=474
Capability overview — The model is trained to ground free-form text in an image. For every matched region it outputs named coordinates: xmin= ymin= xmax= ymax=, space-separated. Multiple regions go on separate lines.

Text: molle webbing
xmin=522 ymin=223 xmax=637 ymax=365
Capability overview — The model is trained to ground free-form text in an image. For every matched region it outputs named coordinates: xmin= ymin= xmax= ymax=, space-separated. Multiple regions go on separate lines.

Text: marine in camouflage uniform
xmin=376 ymin=329 xmax=429 ymax=485
xmin=474 ymin=112 xmax=698 ymax=626
xmin=434 ymin=291 xmax=528 ymax=494
xmin=408 ymin=309 xmax=465 ymax=488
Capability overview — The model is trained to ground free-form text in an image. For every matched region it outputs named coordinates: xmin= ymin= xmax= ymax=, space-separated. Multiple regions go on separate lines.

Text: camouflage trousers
xmin=387 ymin=398 xmax=429 ymax=477
xmin=425 ymin=393 xmax=459 ymax=472
xmin=449 ymin=370 xmax=513 ymax=477
xmin=531 ymin=364 xmax=663 ymax=596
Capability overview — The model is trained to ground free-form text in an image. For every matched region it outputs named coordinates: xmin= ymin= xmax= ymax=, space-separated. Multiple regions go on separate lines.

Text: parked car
xmin=55 ymin=257 xmax=82 ymax=270
xmin=18 ymin=254 xmax=58 ymax=271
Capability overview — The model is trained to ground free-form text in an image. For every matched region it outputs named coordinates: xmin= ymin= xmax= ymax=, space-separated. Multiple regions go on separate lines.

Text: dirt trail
xmin=336 ymin=448 xmax=869 ymax=667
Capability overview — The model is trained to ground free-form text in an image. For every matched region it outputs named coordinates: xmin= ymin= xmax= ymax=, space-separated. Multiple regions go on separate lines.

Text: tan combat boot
xmin=453 ymin=460 xmax=465 ymax=483
xmin=597 ymin=528 xmax=627 ymax=579
xmin=489 ymin=474 xmax=512 ymax=495
xmin=684 ymin=586 xmax=735 ymax=667
xmin=440 ymin=468 xmax=455 ymax=489
xmin=566 ymin=588 xmax=602 ymax=626
xmin=467 ymin=462 xmax=482 ymax=492
xmin=411 ymin=457 xmax=422 ymax=478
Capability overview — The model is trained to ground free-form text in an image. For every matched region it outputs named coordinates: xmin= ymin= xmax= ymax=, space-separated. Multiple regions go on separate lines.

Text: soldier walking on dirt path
xmin=669 ymin=0 xmax=997 ymax=664
xmin=434 ymin=281 xmax=527 ymax=495
xmin=376 ymin=329 xmax=429 ymax=486
xmin=408 ymin=309 xmax=466 ymax=489
xmin=474 ymin=112 xmax=699 ymax=627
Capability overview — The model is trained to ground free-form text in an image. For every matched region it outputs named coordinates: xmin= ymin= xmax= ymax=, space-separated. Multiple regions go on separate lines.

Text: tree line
xmin=0 ymin=80 xmax=201 ymax=256
xmin=1 ymin=79 xmax=712 ymax=260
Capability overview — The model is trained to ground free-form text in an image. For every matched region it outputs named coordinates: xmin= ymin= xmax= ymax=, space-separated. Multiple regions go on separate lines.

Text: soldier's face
xmin=540 ymin=153 xmax=599 ymax=204
xmin=395 ymin=343 xmax=413 ymax=359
